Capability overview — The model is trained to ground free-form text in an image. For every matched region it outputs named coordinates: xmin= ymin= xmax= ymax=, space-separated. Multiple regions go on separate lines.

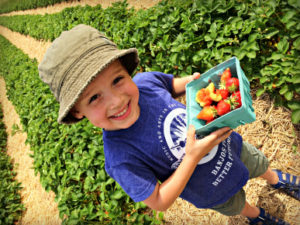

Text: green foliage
xmin=0 ymin=103 xmax=25 ymax=224
xmin=0 ymin=0 xmax=299 ymax=123
xmin=0 ymin=35 xmax=162 ymax=224
xmin=0 ymin=0 xmax=299 ymax=223
xmin=0 ymin=0 xmax=68 ymax=14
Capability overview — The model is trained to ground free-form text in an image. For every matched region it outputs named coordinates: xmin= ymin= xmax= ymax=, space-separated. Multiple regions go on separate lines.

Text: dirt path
xmin=0 ymin=0 xmax=161 ymax=16
xmin=0 ymin=77 xmax=61 ymax=225
xmin=0 ymin=1 xmax=299 ymax=225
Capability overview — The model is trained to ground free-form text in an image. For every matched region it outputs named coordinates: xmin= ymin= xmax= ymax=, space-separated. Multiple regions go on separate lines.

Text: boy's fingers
xmin=208 ymin=127 xmax=232 ymax=143
xmin=192 ymin=72 xmax=201 ymax=80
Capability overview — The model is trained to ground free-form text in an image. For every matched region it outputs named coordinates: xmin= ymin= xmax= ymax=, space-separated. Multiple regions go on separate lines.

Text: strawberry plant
xmin=0 ymin=36 xmax=162 ymax=225
xmin=0 ymin=103 xmax=25 ymax=224
xmin=0 ymin=0 xmax=68 ymax=14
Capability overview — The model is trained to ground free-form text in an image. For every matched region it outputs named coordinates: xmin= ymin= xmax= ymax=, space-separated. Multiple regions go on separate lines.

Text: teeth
xmin=114 ymin=106 xmax=128 ymax=117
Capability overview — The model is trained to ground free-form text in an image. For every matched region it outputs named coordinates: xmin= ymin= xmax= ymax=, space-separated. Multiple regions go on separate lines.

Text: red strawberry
xmin=197 ymin=106 xmax=217 ymax=121
xmin=216 ymin=100 xmax=231 ymax=116
xmin=216 ymin=89 xmax=229 ymax=99
xmin=230 ymin=91 xmax=242 ymax=108
xmin=226 ymin=77 xmax=239 ymax=93
xmin=220 ymin=68 xmax=232 ymax=83
xmin=196 ymin=88 xmax=212 ymax=107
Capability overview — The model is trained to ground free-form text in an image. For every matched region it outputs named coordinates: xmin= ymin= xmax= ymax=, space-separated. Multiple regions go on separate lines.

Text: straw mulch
xmin=0 ymin=1 xmax=299 ymax=224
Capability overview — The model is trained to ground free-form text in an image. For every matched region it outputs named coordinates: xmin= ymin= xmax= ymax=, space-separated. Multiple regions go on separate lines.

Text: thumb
xmin=186 ymin=125 xmax=196 ymax=144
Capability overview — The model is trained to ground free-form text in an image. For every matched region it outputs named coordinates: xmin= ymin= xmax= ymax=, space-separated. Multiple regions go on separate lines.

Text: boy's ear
xmin=70 ymin=107 xmax=84 ymax=119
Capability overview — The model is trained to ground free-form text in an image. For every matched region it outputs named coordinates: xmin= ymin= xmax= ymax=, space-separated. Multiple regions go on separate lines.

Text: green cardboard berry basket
xmin=186 ymin=57 xmax=256 ymax=139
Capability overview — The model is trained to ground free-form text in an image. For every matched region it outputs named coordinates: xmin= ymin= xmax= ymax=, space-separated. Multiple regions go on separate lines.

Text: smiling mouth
xmin=110 ymin=102 xmax=131 ymax=120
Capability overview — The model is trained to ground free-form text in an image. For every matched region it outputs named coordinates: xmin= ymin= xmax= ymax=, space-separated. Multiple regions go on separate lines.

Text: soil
xmin=0 ymin=1 xmax=299 ymax=225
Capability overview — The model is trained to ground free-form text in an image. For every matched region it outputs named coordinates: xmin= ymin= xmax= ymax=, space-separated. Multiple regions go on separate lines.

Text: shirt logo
xmin=157 ymin=106 xmax=218 ymax=169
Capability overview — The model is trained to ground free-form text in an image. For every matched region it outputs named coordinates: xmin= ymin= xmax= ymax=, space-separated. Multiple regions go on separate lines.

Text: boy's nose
xmin=107 ymin=91 xmax=123 ymax=109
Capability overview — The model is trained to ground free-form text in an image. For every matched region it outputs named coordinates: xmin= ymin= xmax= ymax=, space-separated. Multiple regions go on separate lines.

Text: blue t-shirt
xmin=103 ymin=71 xmax=249 ymax=208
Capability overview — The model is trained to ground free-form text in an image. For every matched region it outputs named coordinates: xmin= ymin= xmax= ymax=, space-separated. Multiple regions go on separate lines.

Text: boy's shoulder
xmin=133 ymin=71 xmax=173 ymax=91
xmin=133 ymin=71 xmax=166 ymax=82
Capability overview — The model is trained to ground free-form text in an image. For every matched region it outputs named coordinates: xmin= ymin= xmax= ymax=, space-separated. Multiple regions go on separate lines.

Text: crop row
xmin=0 ymin=0 xmax=299 ymax=123
xmin=0 ymin=34 xmax=162 ymax=224
xmin=0 ymin=103 xmax=25 ymax=224
xmin=0 ymin=0 xmax=68 ymax=14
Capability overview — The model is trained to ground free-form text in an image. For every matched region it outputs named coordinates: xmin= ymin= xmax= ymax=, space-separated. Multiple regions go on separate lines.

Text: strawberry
xmin=216 ymin=100 xmax=231 ymax=116
xmin=218 ymin=78 xmax=229 ymax=99
xmin=220 ymin=68 xmax=232 ymax=83
xmin=216 ymin=89 xmax=229 ymax=99
xmin=206 ymin=82 xmax=222 ymax=102
xmin=226 ymin=77 xmax=239 ymax=93
xmin=197 ymin=106 xmax=217 ymax=121
xmin=196 ymin=88 xmax=212 ymax=107
xmin=230 ymin=91 xmax=242 ymax=108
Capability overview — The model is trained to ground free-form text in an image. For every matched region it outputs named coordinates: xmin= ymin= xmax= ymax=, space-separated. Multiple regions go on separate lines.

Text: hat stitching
xmin=57 ymin=43 xmax=115 ymax=101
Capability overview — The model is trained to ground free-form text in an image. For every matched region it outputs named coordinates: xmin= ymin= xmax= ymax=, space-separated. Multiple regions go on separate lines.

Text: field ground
xmin=0 ymin=1 xmax=299 ymax=224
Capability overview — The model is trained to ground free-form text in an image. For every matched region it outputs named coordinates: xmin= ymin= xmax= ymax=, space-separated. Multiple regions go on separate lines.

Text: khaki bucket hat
xmin=38 ymin=24 xmax=139 ymax=124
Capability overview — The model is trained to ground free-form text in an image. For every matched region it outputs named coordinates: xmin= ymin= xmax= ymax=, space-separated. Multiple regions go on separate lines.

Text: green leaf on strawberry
xmin=226 ymin=77 xmax=239 ymax=93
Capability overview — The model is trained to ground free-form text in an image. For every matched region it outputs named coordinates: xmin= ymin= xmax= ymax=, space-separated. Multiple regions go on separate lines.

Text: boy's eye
xmin=113 ymin=76 xmax=124 ymax=85
xmin=89 ymin=94 xmax=99 ymax=104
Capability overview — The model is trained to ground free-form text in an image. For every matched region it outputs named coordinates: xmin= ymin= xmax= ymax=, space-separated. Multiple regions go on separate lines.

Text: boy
xmin=38 ymin=24 xmax=299 ymax=224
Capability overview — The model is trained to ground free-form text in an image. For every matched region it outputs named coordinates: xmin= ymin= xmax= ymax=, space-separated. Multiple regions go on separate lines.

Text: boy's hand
xmin=188 ymin=72 xmax=201 ymax=83
xmin=172 ymin=72 xmax=201 ymax=98
xmin=185 ymin=125 xmax=232 ymax=163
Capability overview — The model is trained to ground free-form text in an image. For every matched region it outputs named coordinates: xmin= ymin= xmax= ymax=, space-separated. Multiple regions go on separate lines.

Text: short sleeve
xmin=106 ymin=162 xmax=157 ymax=202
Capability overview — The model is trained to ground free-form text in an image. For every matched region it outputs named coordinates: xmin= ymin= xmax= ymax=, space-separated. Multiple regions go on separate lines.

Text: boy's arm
xmin=172 ymin=72 xmax=200 ymax=98
xmin=143 ymin=126 xmax=232 ymax=211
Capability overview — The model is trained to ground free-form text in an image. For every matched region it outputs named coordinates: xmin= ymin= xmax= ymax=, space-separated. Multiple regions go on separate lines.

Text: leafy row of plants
xmin=0 ymin=103 xmax=25 ymax=224
xmin=0 ymin=0 xmax=68 ymax=14
xmin=0 ymin=0 xmax=299 ymax=123
xmin=0 ymin=35 xmax=162 ymax=224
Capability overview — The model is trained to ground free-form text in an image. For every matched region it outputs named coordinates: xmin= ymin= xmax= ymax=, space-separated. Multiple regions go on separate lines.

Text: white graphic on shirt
xmin=158 ymin=106 xmax=218 ymax=169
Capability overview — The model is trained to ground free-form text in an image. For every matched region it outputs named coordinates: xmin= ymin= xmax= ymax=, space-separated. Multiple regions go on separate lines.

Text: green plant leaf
xmin=281 ymin=10 xmax=297 ymax=23
xmin=293 ymin=37 xmax=300 ymax=50
xmin=287 ymin=101 xmax=300 ymax=110
xmin=270 ymin=53 xmax=283 ymax=61
xmin=279 ymin=84 xmax=289 ymax=94
xmin=110 ymin=190 xmax=124 ymax=200
xmin=291 ymin=109 xmax=300 ymax=124
xmin=284 ymin=91 xmax=294 ymax=100
xmin=247 ymin=51 xmax=256 ymax=58
xmin=291 ymin=73 xmax=300 ymax=84
xmin=277 ymin=39 xmax=289 ymax=54
xmin=264 ymin=27 xmax=279 ymax=39
xmin=256 ymin=88 xmax=266 ymax=97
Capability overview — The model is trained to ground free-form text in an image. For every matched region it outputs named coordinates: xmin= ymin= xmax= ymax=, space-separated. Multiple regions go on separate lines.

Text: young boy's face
xmin=72 ymin=60 xmax=140 ymax=130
